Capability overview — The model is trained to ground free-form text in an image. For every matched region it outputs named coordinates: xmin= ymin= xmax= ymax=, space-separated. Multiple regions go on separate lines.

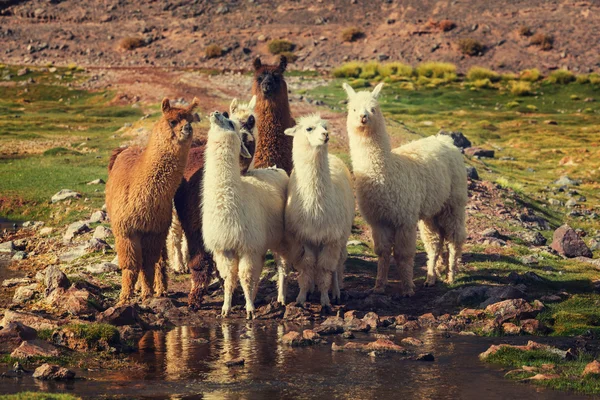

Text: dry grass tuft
xmin=458 ymin=38 xmax=483 ymax=56
xmin=341 ymin=27 xmax=365 ymax=43
xmin=205 ymin=44 xmax=223 ymax=59
xmin=119 ymin=37 xmax=146 ymax=51
xmin=530 ymin=33 xmax=554 ymax=50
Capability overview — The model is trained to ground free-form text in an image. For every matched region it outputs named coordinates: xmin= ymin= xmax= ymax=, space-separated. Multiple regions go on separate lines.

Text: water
xmin=0 ymin=321 xmax=589 ymax=399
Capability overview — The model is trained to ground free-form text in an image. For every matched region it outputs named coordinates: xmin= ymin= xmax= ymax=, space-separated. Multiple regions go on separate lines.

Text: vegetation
xmin=118 ymin=37 xmax=146 ymax=51
xmin=519 ymin=26 xmax=533 ymax=37
xmin=267 ymin=39 xmax=295 ymax=55
xmin=0 ymin=394 xmax=81 ymax=400
xmin=415 ymin=61 xmax=457 ymax=79
xmin=530 ymin=33 xmax=554 ymax=50
xmin=65 ymin=323 xmax=120 ymax=346
xmin=520 ymin=68 xmax=542 ymax=82
xmin=510 ymin=80 xmax=533 ymax=96
xmin=467 ymin=67 xmax=500 ymax=82
xmin=341 ymin=27 xmax=365 ymax=42
xmin=205 ymin=44 xmax=223 ymax=59
xmin=547 ymin=69 xmax=576 ymax=85
xmin=458 ymin=38 xmax=484 ymax=56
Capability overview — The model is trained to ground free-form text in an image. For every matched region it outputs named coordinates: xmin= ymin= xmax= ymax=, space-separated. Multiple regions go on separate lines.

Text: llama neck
xmin=140 ymin=127 xmax=188 ymax=194
xmin=204 ymin=133 xmax=242 ymax=193
xmin=293 ymin=137 xmax=332 ymax=202
xmin=348 ymin=113 xmax=391 ymax=178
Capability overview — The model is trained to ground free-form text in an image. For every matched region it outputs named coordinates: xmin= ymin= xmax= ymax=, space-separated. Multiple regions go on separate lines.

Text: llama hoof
xmin=372 ymin=286 xmax=386 ymax=294
xmin=320 ymin=305 xmax=333 ymax=315
xmin=423 ymin=279 xmax=436 ymax=287
xmin=220 ymin=310 xmax=230 ymax=318
xmin=246 ymin=310 xmax=255 ymax=320
xmin=400 ymin=289 xmax=415 ymax=297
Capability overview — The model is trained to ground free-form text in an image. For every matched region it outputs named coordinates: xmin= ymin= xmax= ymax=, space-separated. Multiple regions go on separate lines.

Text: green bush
xmin=510 ymin=81 xmax=533 ymax=96
xmin=332 ymin=61 xmax=362 ymax=78
xmin=205 ymin=44 xmax=223 ymax=59
xmin=268 ymin=39 xmax=295 ymax=55
xmin=519 ymin=68 xmax=541 ymax=82
xmin=341 ymin=27 xmax=364 ymax=42
xmin=359 ymin=61 xmax=380 ymax=79
xmin=467 ymin=67 xmax=500 ymax=82
xmin=416 ymin=61 xmax=456 ymax=79
xmin=547 ymin=69 xmax=575 ymax=84
xmin=348 ymin=78 xmax=370 ymax=88
xmin=472 ymin=78 xmax=494 ymax=89
xmin=377 ymin=62 xmax=413 ymax=78
xmin=458 ymin=38 xmax=483 ymax=56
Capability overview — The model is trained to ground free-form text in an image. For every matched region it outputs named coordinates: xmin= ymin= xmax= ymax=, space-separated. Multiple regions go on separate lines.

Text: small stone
xmin=90 ymin=210 xmax=108 ymax=223
xmin=439 ymin=131 xmax=471 ymax=148
xmin=11 ymin=340 xmax=60 ymax=359
xmin=282 ymin=331 xmax=305 ymax=346
xmin=481 ymin=228 xmax=501 ymax=238
xmin=51 ymin=189 xmax=81 ymax=203
xmin=347 ymin=240 xmax=364 ymax=246
xmin=0 ymin=241 xmax=16 ymax=253
xmin=553 ymin=176 xmax=579 ymax=186
xmin=87 ymin=178 xmax=105 ymax=185
xmin=396 ymin=320 xmax=420 ymax=331
xmin=342 ymin=331 xmax=354 ymax=339
xmin=12 ymin=251 xmax=27 ymax=261
xmin=466 ymin=166 xmax=479 ymax=180
xmin=44 ymin=265 xmax=69 ymax=297
xmin=64 ymin=221 xmax=90 ymax=241
xmin=551 ymin=224 xmax=592 ymax=258
xmin=464 ymin=147 xmax=494 ymax=158
xmin=12 ymin=284 xmax=38 ymax=304
xmin=365 ymin=339 xmax=406 ymax=353
xmin=86 ymin=238 xmax=111 ymax=252
xmin=39 ymin=227 xmax=54 ymax=236
xmin=415 ymin=352 xmax=435 ymax=361
xmin=93 ymin=225 xmax=112 ymax=239
xmin=86 ymin=262 xmax=118 ymax=274
xmin=33 ymin=364 xmax=75 ymax=380
xmin=401 ymin=337 xmax=423 ymax=346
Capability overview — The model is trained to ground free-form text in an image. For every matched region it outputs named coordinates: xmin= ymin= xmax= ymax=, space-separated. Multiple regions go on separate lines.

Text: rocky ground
xmin=0 ymin=0 xmax=599 ymax=74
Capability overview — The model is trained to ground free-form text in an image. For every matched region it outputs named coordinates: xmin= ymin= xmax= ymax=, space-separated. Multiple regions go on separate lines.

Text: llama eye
xmin=371 ymin=108 xmax=375 ymax=113
xmin=306 ymin=127 xmax=313 ymax=132
xmin=169 ymin=120 xmax=178 ymax=128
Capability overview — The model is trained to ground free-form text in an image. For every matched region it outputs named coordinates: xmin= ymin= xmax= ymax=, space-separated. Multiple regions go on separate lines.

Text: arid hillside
xmin=0 ymin=0 xmax=598 ymax=73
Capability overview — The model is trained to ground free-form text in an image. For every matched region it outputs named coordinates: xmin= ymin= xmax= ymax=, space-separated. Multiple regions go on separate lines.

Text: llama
xmin=172 ymin=97 xmax=258 ymax=309
xmin=284 ymin=114 xmax=354 ymax=307
xmin=202 ymin=111 xmax=289 ymax=319
xmin=342 ymin=82 xmax=467 ymax=295
xmin=167 ymin=96 xmax=257 ymax=275
xmin=252 ymin=55 xmax=295 ymax=175
xmin=106 ymin=97 xmax=199 ymax=304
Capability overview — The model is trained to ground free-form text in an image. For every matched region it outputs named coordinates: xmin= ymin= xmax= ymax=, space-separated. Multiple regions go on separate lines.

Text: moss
xmin=64 ymin=323 xmax=120 ymax=346
xmin=42 ymin=147 xmax=82 ymax=157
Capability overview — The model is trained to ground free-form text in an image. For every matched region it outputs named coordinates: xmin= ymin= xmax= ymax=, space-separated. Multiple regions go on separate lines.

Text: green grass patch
xmin=64 ymin=323 xmax=120 ymax=346
xmin=0 ymin=393 xmax=81 ymax=400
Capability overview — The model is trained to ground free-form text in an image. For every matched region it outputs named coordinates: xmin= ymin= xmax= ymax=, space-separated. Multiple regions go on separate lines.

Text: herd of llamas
xmin=105 ymin=55 xmax=468 ymax=318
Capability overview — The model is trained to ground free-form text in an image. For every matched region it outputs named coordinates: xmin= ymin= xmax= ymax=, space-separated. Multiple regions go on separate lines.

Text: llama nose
xmin=324 ymin=133 xmax=329 ymax=143
xmin=360 ymin=114 xmax=368 ymax=124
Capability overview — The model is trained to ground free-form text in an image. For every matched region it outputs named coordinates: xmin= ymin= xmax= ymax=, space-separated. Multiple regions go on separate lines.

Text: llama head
xmin=228 ymin=96 xmax=257 ymax=159
xmin=160 ymin=97 xmax=201 ymax=143
xmin=208 ymin=111 xmax=252 ymax=159
xmin=285 ymin=114 xmax=329 ymax=148
xmin=252 ymin=55 xmax=288 ymax=98
xmin=342 ymin=82 xmax=384 ymax=132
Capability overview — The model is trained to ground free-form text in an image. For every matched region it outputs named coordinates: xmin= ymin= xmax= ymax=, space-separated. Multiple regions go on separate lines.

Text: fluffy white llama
xmin=284 ymin=114 xmax=354 ymax=307
xmin=165 ymin=96 xmax=258 ymax=274
xmin=202 ymin=111 xmax=289 ymax=319
xmin=342 ymin=82 xmax=467 ymax=295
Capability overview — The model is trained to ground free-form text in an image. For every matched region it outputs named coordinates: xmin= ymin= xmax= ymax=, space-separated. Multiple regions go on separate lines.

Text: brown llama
xmin=252 ymin=55 xmax=295 ymax=175
xmin=174 ymin=105 xmax=257 ymax=309
xmin=106 ymin=97 xmax=199 ymax=305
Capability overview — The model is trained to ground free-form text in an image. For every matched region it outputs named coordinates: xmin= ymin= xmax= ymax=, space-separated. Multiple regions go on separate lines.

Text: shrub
xmin=589 ymin=73 xmax=600 ymax=85
xmin=472 ymin=79 xmax=494 ymax=89
xmin=341 ymin=27 xmax=365 ymax=42
xmin=348 ymin=78 xmax=370 ymax=88
xmin=268 ymin=39 xmax=295 ymax=55
xmin=510 ymin=81 xmax=533 ymax=96
xmin=467 ymin=67 xmax=500 ymax=82
xmin=377 ymin=62 xmax=413 ymax=78
xmin=530 ymin=33 xmax=554 ymax=50
xmin=398 ymin=81 xmax=416 ymax=91
xmin=576 ymin=74 xmax=590 ymax=84
xmin=278 ymin=51 xmax=298 ymax=63
xmin=458 ymin=38 xmax=483 ymax=56
xmin=520 ymin=68 xmax=541 ymax=82
xmin=205 ymin=44 xmax=223 ymax=59
xmin=518 ymin=26 xmax=533 ymax=37
xmin=119 ymin=37 xmax=146 ymax=51
xmin=506 ymin=101 xmax=520 ymax=108
xmin=332 ymin=61 xmax=363 ymax=78
xmin=416 ymin=61 xmax=456 ymax=79
xmin=547 ymin=69 xmax=575 ymax=84
xmin=501 ymin=73 xmax=518 ymax=81
xmin=439 ymin=19 xmax=456 ymax=32
xmin=359 ymin=61 xmax=380 ymax=79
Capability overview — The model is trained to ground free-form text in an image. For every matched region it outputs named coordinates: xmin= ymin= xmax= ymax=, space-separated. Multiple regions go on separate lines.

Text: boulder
xmin=44 ymin=265 xmax=70 ymax=297
xmin=33 ymin=364 xmax=75 ymax=380
xmin=64 ymin=221 xmax=90 ymax=242
xmin=282 ymin=331 xmax=305 ymax=346
xmin=51 ymin=189 xmax=81 ymax=203
xmin=551 ymin=224 xmax=592 ymax=258
xmin=12 ymin=284 xmax=38 ymax=304
xmin=11 ymin=340 xmax=60 ymax=358
xmin=502 ymin=322 xmax=522 ymax=335
xmin=1 ymin=310 xmax=58 ymax=331
xmin=314 ymin=316 xmax=345 ymax=335
xmin=0 ymin=322 xmax=37 ymax=352
xmin=98 ymin=305 xmax=141 ymax=326
xmin=89 ymin=210 xmax=108 ymax=223
xmin=59 ymin=244 xmax=87 ymax=262
xmin=485 ymin=299 xmax=544 ymax=322
xmin=93 ymin=225 xmax=113 ymax=239
xmin=0 ymin=241 xmax=16 ymax=253
xmin=48 ymin=287 xmax=98 ymax=315
xmin=86 ymin=262 xmax=119 ymax=274
xmin=466 ymin=166 xmax=479 ymax=180
xmin=365 ymin=339 xmax=406 ymax=353
xmin=362 ymin=312 xmax=381 ymax=330
xmin=283 ymin=303 xmax=311 ymax=321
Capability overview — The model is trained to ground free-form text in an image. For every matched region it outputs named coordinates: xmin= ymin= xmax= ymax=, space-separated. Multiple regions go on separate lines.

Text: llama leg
xmin=295 ymin=245 xmax=316 ymax=305
xmin=154 ymin=245 xmax=169 ymax=297
xmin=215 ymin=251 xmax=238 ymax=317
xmin=140 ymin=235 xmax=164 ymax=300
xmin=116 ymin=235 xmax=142 ymax=305
xmin=166 ymin=212 xmax=184 ymax=274
xmin=436 ymin=242 xmax=449 ymax=278
xmin=316 ymin=245 xmax=340 ymax=307
xmin=274 ymin=252 xmax=289 ymax=305
xmin=372 ymin=224 xmax=394 ymax=293
xmin=394 ymin=227 xmax=417 ymax=297
xmin=418 ymin=219 xmax=443 ymax=287
xmin=332 ymin=247 xmax=347 ymax=303
xmin=181 ymin=232 xmax=190 ymax=273
xmin=439 ymin=205 xmax=467 ymax=284
xmin=239 ymin=253 xmax=262 ymax=320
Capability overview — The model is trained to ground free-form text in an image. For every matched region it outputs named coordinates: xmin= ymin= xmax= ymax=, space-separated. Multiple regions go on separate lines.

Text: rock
xmin=502 ymin=322 xmax=521 ymax=335
xmin=0 ymin=241 xmax=16 ymax=253
xmin=11 ymin=340 xmax=60 ymax=359
xmin=481 ymin=228 xmax=501 ymax=238
xmin=98 ymin=305 xmax=141 ymax=326
xmin=314 ymin=316 xmax=345 ymax=335
xmin=458 ymin=308 xmax=487 ymax=319
xmin=49 ymin=287 xmax=98 ymax=315
xmin=438 ymin=130 xmax=472 ymax=149
xmin=86 ymin=238 xmax=111 ymax=252
xmin=417 ymin=313 xmax=436 ymax=326
xmin=12 ymin=251 xmax=27 ymax=261
xmin=33 ymin=364 xmax=75 ymax=380
xmin=548 ymin=199 xmax=562 ymax=206
xmin=59 ymin=244 xmax=87 ymax=262
xmin=283 ymin=303 xmax=312 ymax=321
xmin=565 ymin=198 xmax=578 ymax=208
xmin=551 ymin=224 xmax=592 ymax=258
xmin=39 ymin=227 xmax=54 ymax=236
xmin=520 ymin=255 xmax=538 ymax=265
xmin=2 ymin=277 xmax=34 ymax=287
xmin=93 ymin=225 xmax=112 ymax=239
xmin=90 ymin=210 xmax=108 ymax=223
xmin=225 ymin=357 xmax=245 ymax=367
xmin=44 ymin=265 xmax=70 ymax=297
xmin=377 ymin=54 xmax=389 ymax=61
xmin=86 ymin=178 xmax=105 ymax=185
xmin=553 ymin=176 xmax=579 ymax=186
xmin=86 ymin=262 xmax=118 ymax=274
xmin=401 ymin=337 xmax=423 ymax=346
xmin=582 ymin=360 xmax=600 ymax=377
xmin=396 ymin=320 xmax=420 ymax=331
xmin=525 ymin=373 xmax=560 ymax=381
xmin=302 ymin=329 xmax=321 ymax=342
xmin=590 ymin=239 xmax=600 ymax=251
xmin=64 ymin=221 xmax=91 ymax=242
xmin=485 ymin=299 xmax=544 ymax=322
xmin=521 ymin=319 xmax=549 ymax=335
xmin=282 ymin=331 xmax=305 ymax=346
xmin=344 ymin=313 xmax=370 ymax=332
xmin=466 ymin=166 xmax=479 ymax=180
xmin=464 ymin=147 xmax=494 ymax=158
xmin=51 ymin=189 xmax=81 ymax=203
xmin=365 ymin=339 xmax=406 ymax=353
xmin=415 ymin=353 xmax=435 ymax=361
xmin=17 ymin=68 xmax=29 ymax=76
xmin=12 ymin=284 xmax=38 ymax=304
xmin=362 ymin=312 xmax=381 ymax=330
xmin=522 ymin=231 xmax=547 ymax=246
xmin=0 ymin=322 xmax=37 ymax=353
xmin=1 ymin=311 xmax=58 ymax=331
xmin=395 ymin=314 xmax=408 ymax=325
xmin=342 ymin=331 xmax=354 ymax=339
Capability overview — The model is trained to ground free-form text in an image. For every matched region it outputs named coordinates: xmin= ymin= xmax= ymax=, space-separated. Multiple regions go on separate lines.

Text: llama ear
xmin=189 ymin=97 xmax=200 ymax=111
xmin=278 ymin=55 xmax=287 ymax=72
xmin=284 ymin=126 xmax=297 ymax=137
xmin=222 ymin=111 xmax=229 ymax=119
xmin=192 ymin=113 xmax=201 ymax=123
xmin=230 ymin=98 xmax=238 ymax=115
xmin=253 ymin=57 xmax=262 ymax=70
xmin=342 ymin=83 xmax=356 ymax=98
xmin=248 ymin=95 xmax=257 ymax=110
xmin=240 ymin=141 xmax=252 ymax=159
xmin=161 ymin=98 xmax=171 ymax=113
xmin=372 ymin=82 xmax=384 ymax=99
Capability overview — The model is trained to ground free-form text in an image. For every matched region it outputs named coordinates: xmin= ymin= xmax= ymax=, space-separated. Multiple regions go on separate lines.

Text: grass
xmin=547 ymin=69 xmax=576 ymax=85
xmin=0 ymin=394 xmax=81 ymax=400
xmin=539 ymin=295 xmax=600 ymax=336
xmin=467 ymin=67 xmax=500 ymax=82
xmin=341 ymin=27 xmax=364 ymax=42
xmin=484 ymin=347 xmax=600 ymax=395
xmin=415 ymin=61 xmax=457 ymax=80
xmin=510 ymin=80 xmax=533 ymax=96
xmin=520 ymin=68 xmax=542 ymax=82
xmin=63 ymin=323 xmax=120 ymax=346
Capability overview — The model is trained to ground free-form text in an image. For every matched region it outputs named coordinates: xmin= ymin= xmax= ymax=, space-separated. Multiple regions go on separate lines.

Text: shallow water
xmin=0 ymin=321 xmax=590 ymax=399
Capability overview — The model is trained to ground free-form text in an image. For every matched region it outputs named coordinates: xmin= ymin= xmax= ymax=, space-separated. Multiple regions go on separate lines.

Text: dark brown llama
xmin=252 ymin=55 xmax=295 ymax=175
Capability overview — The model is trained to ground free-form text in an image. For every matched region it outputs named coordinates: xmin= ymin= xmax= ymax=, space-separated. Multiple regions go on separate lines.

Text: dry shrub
xmin=341 ymin=27 xmax=365 ymax=43
xmin=520 ymin=68 xmax=541 ymax=82
xmin=268 ymin=39 xmax=295 ymax=54
xmin=205 ymin=44 xmax=223 ymax=59
xmin=458 ymin=38 xmax=483 ymax=56
xmin=530 ymin=33 xmax=554 ymax=50
xmin=416 ymin=62 xmax=457 ymax=81
xmin=547 ymin=69 xmax=575 ymax=84
xmin=510 ymin=81 xmax=533 ymax=96
xmin=519 ymin=26 xmax=533 ymax=37
xmin=119 ymin=37 xmax=146 ymax=51
xmin=467 ymin=67 xmax=500 ymax=82
xmin=332 ymin=61 xmax=363 ymax=78
xmin=439 ymin=19 xmax=456 ymax=32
